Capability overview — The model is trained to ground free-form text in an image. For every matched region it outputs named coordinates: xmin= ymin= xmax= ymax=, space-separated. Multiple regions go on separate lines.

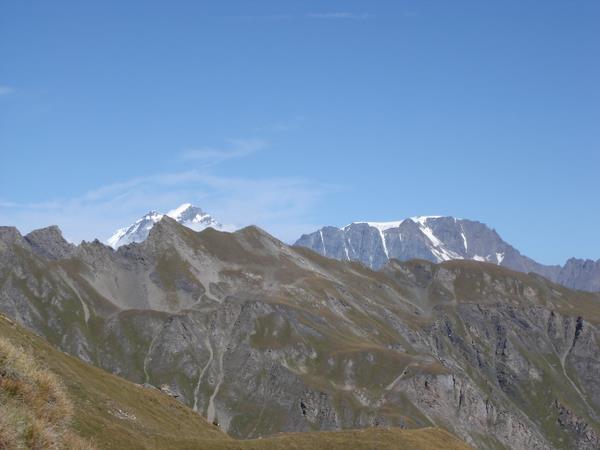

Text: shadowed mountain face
xmin=1 ymin=219 xmax=600 ymax=449
xmin=294 ymin=216 xmax=600 ymax=292
xmin=557 ymin=258 xmax=600 ymax=292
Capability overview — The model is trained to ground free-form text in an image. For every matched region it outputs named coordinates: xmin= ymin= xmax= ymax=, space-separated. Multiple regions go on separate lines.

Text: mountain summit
xmin=107 ymin=203 xmax=225 ymax=248
xmin=295 ymin=216 xmax=543 ymax=269
xmin=295 ymin=216 xmax=600 ymax=292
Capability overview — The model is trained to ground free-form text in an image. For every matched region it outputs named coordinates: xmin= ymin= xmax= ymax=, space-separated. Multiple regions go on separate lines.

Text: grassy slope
xmin=0 ymin=337 xmax=91 ymax=449
xmin=0 ymin=314 xmax=472 ymax=450
xmin=0 ymin=313 xmax=228 ymax=449
xmin=211 ymin=428 xmax=473 ymax=450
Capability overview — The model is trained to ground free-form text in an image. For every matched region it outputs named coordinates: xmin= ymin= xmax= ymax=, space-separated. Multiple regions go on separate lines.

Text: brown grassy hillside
xmin=0 ymin=336 xmax=92 ymax=449
xmin=0 ymin=313 xmax=471 ymax=450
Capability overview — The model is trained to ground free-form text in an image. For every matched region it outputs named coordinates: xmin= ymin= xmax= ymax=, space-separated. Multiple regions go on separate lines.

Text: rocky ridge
xmin=295 ymin=216 xmax=600 ymax=292
xmin=1 ymin=219 xmax=600 ymax=449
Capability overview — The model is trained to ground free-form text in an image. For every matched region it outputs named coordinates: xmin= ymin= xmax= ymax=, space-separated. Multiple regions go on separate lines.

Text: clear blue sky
xmin=1 ymin=1 xmax=599 ymax=264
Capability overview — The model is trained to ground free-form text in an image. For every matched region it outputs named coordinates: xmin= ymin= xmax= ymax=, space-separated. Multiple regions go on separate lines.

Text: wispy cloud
xmin=307 ymin=12 xmax=374 ymax=20
xmin=179 ymin=138 xmax=267 ymax=165
xmin=0 ymin=86 xmax=15 ymax=96
xmin=1 ymin=165 xmax=334 ymax=244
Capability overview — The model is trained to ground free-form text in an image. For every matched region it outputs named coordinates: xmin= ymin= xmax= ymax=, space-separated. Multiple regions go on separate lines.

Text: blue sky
xmin=1 ymin=1 xmax=599 ymax=264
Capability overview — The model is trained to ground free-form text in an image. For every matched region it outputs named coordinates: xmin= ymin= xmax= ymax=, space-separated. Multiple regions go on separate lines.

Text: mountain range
xmin=105 ymin=206 xmax=600 ymax=293
xmin=295 ymin=216 xmax=600 ymax=292
xmin=1 ymin=215 xmax=600 ymax=449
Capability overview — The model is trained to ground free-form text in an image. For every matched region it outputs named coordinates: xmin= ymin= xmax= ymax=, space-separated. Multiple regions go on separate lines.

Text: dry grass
xmin=0 ymin=337 xmax=94 ymax=449
xmin=209 ymin=427 xmax=473 ymax=450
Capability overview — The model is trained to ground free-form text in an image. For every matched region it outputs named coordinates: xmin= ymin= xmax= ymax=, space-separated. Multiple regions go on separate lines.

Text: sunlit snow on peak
xmin=409 ymin=215 xmax=443 ymax=225
xmin=166 ymin=203 xmax=194 ymax=220
xmin=106 ymin=203 xmax=228 ymax=248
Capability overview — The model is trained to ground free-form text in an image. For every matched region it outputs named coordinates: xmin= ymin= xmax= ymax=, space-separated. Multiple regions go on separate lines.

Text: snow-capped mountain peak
xmin=166 ymin=203 xmax=193 ymax=220
xmin=295 ymin=216 xmax=511 ymax=270
xmin=107 ymin=204 xmax=225 ymax=248
xmin=165 ymin=204 xmax=218 ymax=231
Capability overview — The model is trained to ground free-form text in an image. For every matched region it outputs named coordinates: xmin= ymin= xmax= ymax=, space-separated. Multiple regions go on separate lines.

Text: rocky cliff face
xmin=557 ymin=258 xmax=600 ymax=292
xmin=1 ymin=220 xmax=600 ymax=449
xmin=24 ymin=225 xmax=76 ymax=260
xmin=295 ymin=216 xmax=600 ymax=292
